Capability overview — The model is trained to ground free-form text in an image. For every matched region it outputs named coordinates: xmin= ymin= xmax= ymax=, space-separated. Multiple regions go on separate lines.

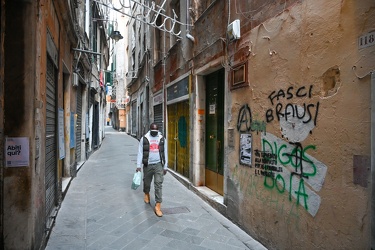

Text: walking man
xmin=136 ymin=123 xmax=168 ymax=217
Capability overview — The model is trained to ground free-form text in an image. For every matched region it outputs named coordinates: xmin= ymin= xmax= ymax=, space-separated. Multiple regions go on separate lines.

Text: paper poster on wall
xmin=209 ymin=104 xmax=216 ymax=114
xmin=58 ymin=108 xmax=65 ymax=159
xmin=240 ymin=133 xmax=252 ymax=166
xmin=5 ymin=137 xmax=30 ymax=167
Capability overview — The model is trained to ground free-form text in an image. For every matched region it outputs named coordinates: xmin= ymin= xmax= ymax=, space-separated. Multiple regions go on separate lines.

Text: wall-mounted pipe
xmin=371 ymin=72 xmax=375 ymax=250
xmin=186 ymin=0 xmax=195 ymax=43
xmin=186 ymin=33 xmax=195 ymax=43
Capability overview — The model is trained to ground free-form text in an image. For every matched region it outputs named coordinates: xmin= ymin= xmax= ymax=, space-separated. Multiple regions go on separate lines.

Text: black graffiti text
xmin=267 ymin=85 xmax=313 ymax=105
xmin=254 ymin=149 xmax=281 ymax=177
xmin=237 ymin=104 xmax=267 ymax=134
xmin=266 ymin=102 xmax=320 ymax=125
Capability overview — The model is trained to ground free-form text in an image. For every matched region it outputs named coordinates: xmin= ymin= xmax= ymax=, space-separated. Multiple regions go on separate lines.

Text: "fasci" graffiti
xmin=265 ymin=85 xmax=320 ymax=126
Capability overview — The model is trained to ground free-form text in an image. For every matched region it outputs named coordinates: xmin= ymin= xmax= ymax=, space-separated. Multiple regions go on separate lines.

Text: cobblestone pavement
xmin=45 ymin=127 xmax=267 ymax=250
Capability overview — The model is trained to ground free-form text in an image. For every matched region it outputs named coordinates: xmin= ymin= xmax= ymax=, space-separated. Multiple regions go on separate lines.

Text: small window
xmin=230 ymin=62 xmax=248 ymax=90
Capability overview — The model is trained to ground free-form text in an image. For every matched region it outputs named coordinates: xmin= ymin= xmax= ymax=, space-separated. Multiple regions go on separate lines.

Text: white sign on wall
xmin=358 ymin=31 xmax=375 ymax=49
xmin=5 ymin=137 xmax=30 ymax=167
xmin=153 ymin=92 xmax=163 ymax=106
xmin=58 ymin=108 xmax=65 ymax=159
xmin=209 ymin=104 xmax=216 ymax=114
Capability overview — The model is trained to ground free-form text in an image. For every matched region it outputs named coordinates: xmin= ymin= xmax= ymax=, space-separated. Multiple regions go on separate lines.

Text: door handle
xmin=209 ymin=135 xmax=216 ymax=139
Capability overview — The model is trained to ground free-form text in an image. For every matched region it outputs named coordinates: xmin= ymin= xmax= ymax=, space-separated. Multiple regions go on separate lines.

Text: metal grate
xmin=162 ymin=206 xmax=190 ymax=215
xmin=154 ymin=104 xmax=163 ymax=134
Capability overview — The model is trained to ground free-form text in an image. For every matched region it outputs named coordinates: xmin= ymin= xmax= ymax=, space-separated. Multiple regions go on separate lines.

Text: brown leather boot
xmin=144 ymin=193 xmax=150 ymax=204
xmin=154 ymin=202 xmax=163 ymax=217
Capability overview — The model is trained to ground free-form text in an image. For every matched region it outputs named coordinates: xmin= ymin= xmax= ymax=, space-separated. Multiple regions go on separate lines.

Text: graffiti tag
xmin=265 ymin=85 xmax=320 ymax=126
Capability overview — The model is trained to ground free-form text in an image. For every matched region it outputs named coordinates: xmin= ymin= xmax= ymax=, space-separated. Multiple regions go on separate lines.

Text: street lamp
xmin=92 ymin=18 xmax=123 ymax=42
xmin=109 ymin=30 xmax=123 ymax=42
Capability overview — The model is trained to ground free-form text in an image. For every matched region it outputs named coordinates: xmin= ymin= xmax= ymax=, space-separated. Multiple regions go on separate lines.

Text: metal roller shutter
xmin=76 ymin=84 xmax=82 ymax=161
xmin=132 ymin=101 xmax=137 ymax=135
xmin=45 ymin=56 xmax=58 ymax=225
xmin=153 ymin=104 xmax=163 ymax=135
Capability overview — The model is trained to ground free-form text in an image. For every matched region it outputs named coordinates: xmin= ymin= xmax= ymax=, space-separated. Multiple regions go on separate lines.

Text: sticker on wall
xmin=5 ymin=137 xmax=30 ymax=167
xmin=209 ymin=104 xmax=216 ymax=114
xmin=240 ymin=133 xmax=252 ymax=166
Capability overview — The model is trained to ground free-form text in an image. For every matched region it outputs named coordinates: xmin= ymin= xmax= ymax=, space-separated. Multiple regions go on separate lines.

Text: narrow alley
xmin=45 ymin=126 xmax=267 ymax=250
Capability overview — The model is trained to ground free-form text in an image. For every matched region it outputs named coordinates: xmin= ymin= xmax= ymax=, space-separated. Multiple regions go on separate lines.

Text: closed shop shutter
xmin=76 ymin=84 xmax=82 ymax=161
xmin=131 ymin=101 xmax=137 ymax=135
xmin=45 ymin=55 xmax=58 ymax=225
xmin=154 ymin=104 xmax=163 ymax=134
xmin=93 ymin=101 xmax=99 ymax=148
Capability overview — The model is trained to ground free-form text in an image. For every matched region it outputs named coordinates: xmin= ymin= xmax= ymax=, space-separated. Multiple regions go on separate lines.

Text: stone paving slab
xmin=45 ymin=127 xmax=267 ymax=250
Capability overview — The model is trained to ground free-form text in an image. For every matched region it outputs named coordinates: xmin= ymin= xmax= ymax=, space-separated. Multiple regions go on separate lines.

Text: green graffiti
xmin=246 ymin=175 xmax=261 ymax=198
xmin=261 ymin=138 xmax=317 ymax=213
xmin=262 ymin=138 xmax=317 ymax=175
xmin=302 ymin=145 xmax=316 ymax=176
xmin=264 ymin=175 xmax=274 ymax=189
xmin=294 ymin=178 xmax=308 ymax=210
xmin=264 ymin=174 xmax=285 ymax=194
xmin=232 ymin=164 xmax=252 ymax=192
xmin=275 ymin=174 xmax=285 ymax=193
xmin=232 ymin=165 xmax=300 ymax=230
xmin=278 ymin=144 xmax=289 ymax=165
xmin=232 ymin=164 xmax=239 ymax=179
xmin=250 ymin=120 xmax=267 ymax=134
xmin=285 ymin=201 xmax=301 ymax=230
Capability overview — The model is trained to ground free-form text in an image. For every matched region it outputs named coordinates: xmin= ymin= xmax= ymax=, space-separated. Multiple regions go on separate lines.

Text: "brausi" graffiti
xmin=266 ymin=85 xmax=320 ymax=126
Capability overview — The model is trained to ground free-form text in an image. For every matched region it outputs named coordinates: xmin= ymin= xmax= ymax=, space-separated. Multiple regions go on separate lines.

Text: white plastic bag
xmin=131 ymin=171 xmax=142 ymax=190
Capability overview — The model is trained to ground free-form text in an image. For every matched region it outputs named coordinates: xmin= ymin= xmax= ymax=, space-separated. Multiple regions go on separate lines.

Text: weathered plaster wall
xmin=4 ymin=1 xmax=38 ymax=248
xmin=3 ymin=0 xmax=76 ymax=248
xmin=227 ymin=0 xmax=374 ymax=249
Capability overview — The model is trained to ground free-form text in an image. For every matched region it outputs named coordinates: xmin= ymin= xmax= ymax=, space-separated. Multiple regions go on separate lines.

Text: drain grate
xmin=162 ymin=206 xmax=190 ymax=215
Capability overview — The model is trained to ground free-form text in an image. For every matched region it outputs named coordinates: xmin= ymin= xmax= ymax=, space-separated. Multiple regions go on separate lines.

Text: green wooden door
xmin=205 ymin=69 xmax=224 ymax=195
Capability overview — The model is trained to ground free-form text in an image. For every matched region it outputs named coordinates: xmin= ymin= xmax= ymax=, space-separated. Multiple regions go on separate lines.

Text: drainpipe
xmin=371 ymin=72 xmax=375 ymax=250
xmin=163 ymin=22 xmax=166 ymax=137
xmin=186 ymin=0 xmax=194 ymax=43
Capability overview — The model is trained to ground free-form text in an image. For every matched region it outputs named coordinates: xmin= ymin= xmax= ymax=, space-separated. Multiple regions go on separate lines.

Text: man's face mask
xmin=150 ymin=130 xmax=158 ymax=137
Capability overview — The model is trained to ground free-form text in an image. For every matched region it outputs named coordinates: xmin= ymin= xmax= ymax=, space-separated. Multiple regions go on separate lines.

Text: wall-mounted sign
xmin=5 ymin=137 xmax=29 ymax=167
xmin=358 ymin=31 xmax=375 ymax=49
xmin=153 ymin=92 xmax=163 ymax=106
xmin=228 ymin=128 xmax=234 ymax=147
xmin=58 ymin=108 xmax=65 ymax=159
xmin=167 ymin=77 xmax=189 ymax=102
xmin=209 ymin=104 xmax=216 ymax=115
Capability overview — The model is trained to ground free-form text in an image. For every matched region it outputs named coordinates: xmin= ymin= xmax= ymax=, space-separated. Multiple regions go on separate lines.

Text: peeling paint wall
xmin=2 ymin=0 xmax=80 ymax=248
xmin=4 ymin=1 xmax=38 ymax=248
xmin=226 ymin=0 xmax=374 ymax=249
